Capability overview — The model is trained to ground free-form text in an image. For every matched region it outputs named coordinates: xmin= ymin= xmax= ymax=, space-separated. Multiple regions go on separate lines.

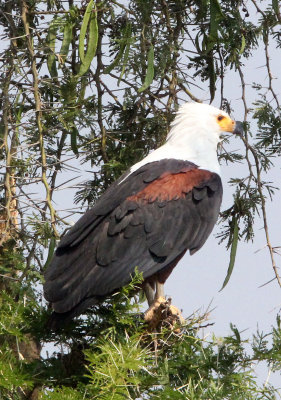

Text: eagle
xmin=44 ymin=102 xmax=238 ymax=328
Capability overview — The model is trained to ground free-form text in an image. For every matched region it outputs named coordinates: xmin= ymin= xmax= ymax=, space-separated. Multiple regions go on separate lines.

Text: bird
xmin=44 ymin=102 xmax=239 ymax=328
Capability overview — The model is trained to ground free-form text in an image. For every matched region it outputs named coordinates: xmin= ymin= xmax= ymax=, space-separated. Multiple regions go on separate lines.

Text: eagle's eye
xmin=217 ymin=115 xmax=225 ymax=121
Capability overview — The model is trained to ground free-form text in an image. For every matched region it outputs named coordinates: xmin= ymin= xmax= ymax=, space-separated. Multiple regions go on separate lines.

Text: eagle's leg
xmin=144 ymin=282 xmax=155 ymax=306
xmin=155 ymin=281 xmax=165 ymax=299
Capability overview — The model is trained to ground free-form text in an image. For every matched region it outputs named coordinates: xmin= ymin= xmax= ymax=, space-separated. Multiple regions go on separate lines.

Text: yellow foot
xmin=144 ymin=296 xmax=184 ymax=331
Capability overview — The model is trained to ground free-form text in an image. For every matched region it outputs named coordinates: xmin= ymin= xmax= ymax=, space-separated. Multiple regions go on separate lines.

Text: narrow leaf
xmin=60 ymin=19 xmax=73 ymax=64
xmin=194 ymin=32 xmax=202 ymax=53
xmin=104 ymin=43 xmax=126 ymax=75
xmin=47 ymin=17 xmax=59 ymax=77
xmin=272 ymin=0 xmax=279 ymax=15
xmin=44 ymin=237 xmax=56 ymax=270
xmin=79 ymin=0 xmax=94 ymax=63
xmin=239 ymin=34 xmax=246 ymax=54
xmin=78 ymin=76 xmax=87 ymax=102
xmin=220 ymin=217 xmax=239 ymax=291
xmin=104 ymin=22 xmax=131 ymax=75
xmin=198 ymin=0 xmax=208 ymax=19
xmin=71 ymin=126 xmax=79 ymax=156
xmin=208 ymin=0 xmax=225 ymax=50
xmin=138 ymin=45 xmax=154 ymax=93
xmin=207 ymin=54 xmax=216 ymax=102
xmin=117 ymin=30 xmax=132 ymax=86
xmin=210 ymin=0 xmax=224 ymax=37
xmin=78 ymin=1 xmax=98 ymax=76
xmin=60 ymin=75 xmax=78 ymax=104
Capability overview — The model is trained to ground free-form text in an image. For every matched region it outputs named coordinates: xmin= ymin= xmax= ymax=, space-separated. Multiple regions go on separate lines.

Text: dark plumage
xmin=44 ymin=159 xmax=222 ymax=326
xmin=44 ymin=101 xmax=239 ymax=328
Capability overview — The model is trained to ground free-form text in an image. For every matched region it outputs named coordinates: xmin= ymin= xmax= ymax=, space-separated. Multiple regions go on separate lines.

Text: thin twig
xmin=21 ymin=0 xmax=59 ymax=237
xmin=238 ymin=133 xmax=281 ymax=288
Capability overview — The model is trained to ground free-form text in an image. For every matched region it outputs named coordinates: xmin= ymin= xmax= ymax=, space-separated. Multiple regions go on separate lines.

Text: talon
xmin=144 ymin=296 xmax=184 ymax=331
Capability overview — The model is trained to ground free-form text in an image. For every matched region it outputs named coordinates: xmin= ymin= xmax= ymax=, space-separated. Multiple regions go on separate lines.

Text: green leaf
xmin=104 ymin=43 xmax=126 ymax=75
xmin=71 ymin=126 xmax=79 ymax=156
xmin=78 ymin=76 xmax=88 ymax=102
xmin=0 ymin=355 xmax=33 ymax=390
xmin=59 ymin=19 xmax=73 ymax=64
xmin=198 ymin=0 xmax=208 ymax=19
xmin=239 ymin=34 xmax=246 ymax=54
xmin=60 ymin=75 xmax=78 ymax=104
xmin=272 ymin=0 xmax=279 ymax=15
xmin=220 ymin=217 xmax=239 ymax=291
xmin=43 ymin=237 xmax=56 ymax=270
xmin=194 ymin=32 xmax=202 ymax=53
xmin=78 ymin=0 xmax=94 ymax=63
xmin=117 ymin=30 xmax=132 ymax=86
xmin=105 ymin=22 xmax=132 ymax=75
xmin=207 ymin=54 xmax=216 ymax=101
xmin=138 ymin=44 xmax=154 ymax=93
xmin=208 ymin=0 xmax=225 ymax=50
xmin=47 ymin=17 xmax=59 ymax=77
xmin=78 ymin=0 xmax=98 ymax=76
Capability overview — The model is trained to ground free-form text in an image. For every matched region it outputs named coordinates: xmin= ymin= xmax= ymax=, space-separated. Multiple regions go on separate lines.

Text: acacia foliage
xmin=0 ymin=0 xmax=281 ymax=398
xmin=1 ymin=274 xmax=281 ymax=399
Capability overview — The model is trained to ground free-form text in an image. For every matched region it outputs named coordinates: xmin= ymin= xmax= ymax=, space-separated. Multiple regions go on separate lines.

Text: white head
xmin=127 ymin=102 xmax=236 ymax=178
xmin=167 ymin=102 xmax=235 ymax=146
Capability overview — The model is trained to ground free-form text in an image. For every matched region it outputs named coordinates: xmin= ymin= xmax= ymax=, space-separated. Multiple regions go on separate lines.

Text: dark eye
xmin=217 ymin=115 xmax=225 ymax=121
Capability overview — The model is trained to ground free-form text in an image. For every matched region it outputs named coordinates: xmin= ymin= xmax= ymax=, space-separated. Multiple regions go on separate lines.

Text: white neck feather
xmin=129 ymin=117 xmax=221 ymax=176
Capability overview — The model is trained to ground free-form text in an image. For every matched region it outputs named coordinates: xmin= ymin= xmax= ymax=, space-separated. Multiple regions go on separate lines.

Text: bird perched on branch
xmin=44 ymin=102 xmax=240 ymax=329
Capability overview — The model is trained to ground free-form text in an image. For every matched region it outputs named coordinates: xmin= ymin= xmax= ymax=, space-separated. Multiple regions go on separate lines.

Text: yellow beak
xmin=218 ymin=116 xmax=236 ymax=133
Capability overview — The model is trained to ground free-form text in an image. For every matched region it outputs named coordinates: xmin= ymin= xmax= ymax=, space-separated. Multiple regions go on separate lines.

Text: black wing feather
xmin=44 ymin=160 xmax=222 ymax=322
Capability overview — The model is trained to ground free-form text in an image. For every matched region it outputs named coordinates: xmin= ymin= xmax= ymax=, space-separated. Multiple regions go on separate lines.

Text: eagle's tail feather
xmin=47 ymin=296 xmax=100 ymax=331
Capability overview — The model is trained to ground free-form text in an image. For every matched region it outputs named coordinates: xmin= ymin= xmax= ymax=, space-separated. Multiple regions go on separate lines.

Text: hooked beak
xmin=233 ymin=121 xmax=244 ymax=135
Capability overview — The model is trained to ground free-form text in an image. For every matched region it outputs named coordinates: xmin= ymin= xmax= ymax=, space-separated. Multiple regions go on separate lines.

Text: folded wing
xmin=44 ymin=159 xmax=222 ymax=317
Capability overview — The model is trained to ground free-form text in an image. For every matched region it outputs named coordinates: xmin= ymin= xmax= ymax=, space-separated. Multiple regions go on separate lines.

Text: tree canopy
xmin=0 ymin=0 xmax=280 ymax=398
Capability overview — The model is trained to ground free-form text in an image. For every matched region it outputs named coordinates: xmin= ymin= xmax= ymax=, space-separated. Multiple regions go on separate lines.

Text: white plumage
xmin=127 ymin=102 xmax=232 ymax=180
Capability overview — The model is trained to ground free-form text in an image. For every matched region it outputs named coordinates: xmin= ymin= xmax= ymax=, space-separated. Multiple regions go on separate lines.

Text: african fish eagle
xmin=44 ymin=102 xmax=238 ymax=328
